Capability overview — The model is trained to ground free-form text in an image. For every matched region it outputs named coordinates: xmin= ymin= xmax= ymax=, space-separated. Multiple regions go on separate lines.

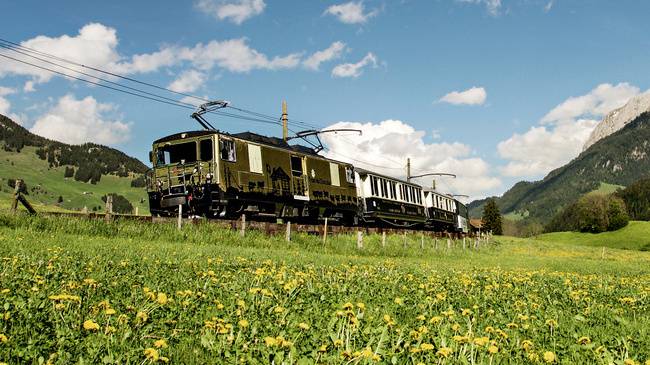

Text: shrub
xmin=546 ymin=194 xmax=629 ymax=233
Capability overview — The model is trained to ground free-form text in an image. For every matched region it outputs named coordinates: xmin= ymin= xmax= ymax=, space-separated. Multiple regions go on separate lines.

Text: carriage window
xmin=372 ymin=176 xmax=379 ymax=196
xmin=156 ymin=142 xmax=196 ymax=165
xmin=345 ymin=167 xmax=355 ymax=183
xmin=200 ymin=139 xmax=213 ymax=161
xmin=390 ymin=182 xmax=396 ymax=199
xmin=382 ymin=179 xmax=388 ymax=198
xmin=220 ymin=139 xmax=236 ymax=162
xmin=291 ymin=156 xmax=303 ymax=177
xmin=399 ymin=185 xmax=403 ymax=201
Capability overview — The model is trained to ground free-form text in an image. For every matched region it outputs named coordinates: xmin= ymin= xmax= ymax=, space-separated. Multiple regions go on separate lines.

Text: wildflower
xmin=136 ymin=311 xmax=148 ymax=323
xmin=105 ymin=308 xmax=116 ymax=315
xmin=506 ymin=322 xmax=518 ymax=329
xmin=545 ymin=319 xmax=557 ymax=328
xmin=462 ymin=308 xmax=472 ymax=316
xmin=624 ymin=359 xmax=636 ymax=365
xmin=156 ymin=293 xmax=168 ymax=305
xmin=430 ymin=316 xmax=443 ymax=324
xmin=154 ymin=339 xmax=168 ymax=348
xmin=144 ymin=348 xmax=159 ymax=361
xmin=342 ymin=302 xmax=354 ymax=310
xmin=318 ymin=344 xmax=328 ymax=353
xmin=334 ymin=339 xmax=343 ymax=347
xmin=0 ymin=334 xmax=7 ymax=343
xmin=421 ymin=343 xmax=434 ymax=351
xmin=383 ymin=314 xmax=395 ymax=326
xmin=394 ymin=297 xmax=403 ymax=305
xmin=298 ymin=322 xmax=310 ymax=330
xmin=83 ymin=319 xmax=100 ymax=331
xmin=356 ymin=302 xmax=366 ymax=311
xmin=416 ymin=314 xmax=426 ymax=321
xmin=521 ymin=340 xmax=534 ymax=351
xmin=473 ymin=337 xmax=489 ymax=346
xmin=238 ymin=319 xmax=249 ymax=328
xmin=159 ymin=357 xmax=170 ymax=363
xmin=577 ymin=336 xmax=591 ymax=345
xmin=264 ymin=337 xmax=277 ymax=347
xmin=437 ymin=347 xmax=453 ymax=357
xmin=543 ymin=351 xmax=556 ymax=363
xmin=528 ymin=353 xmax=540 ymax=362
xmin=488 ymin=345 xmax=498 ymax=354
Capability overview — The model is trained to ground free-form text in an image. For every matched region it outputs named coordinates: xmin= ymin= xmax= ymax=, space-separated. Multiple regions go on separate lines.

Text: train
xmin=145 ymin=128 xmax=469 ymax=234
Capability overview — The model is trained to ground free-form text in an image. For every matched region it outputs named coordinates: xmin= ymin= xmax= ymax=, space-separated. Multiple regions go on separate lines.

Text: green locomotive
xmin=146 ymin=129 xmax=359 ymax=223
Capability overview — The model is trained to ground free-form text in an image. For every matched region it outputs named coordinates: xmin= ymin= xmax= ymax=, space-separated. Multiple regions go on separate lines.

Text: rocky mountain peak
xmin=583 ymin=92 xmax=650 ymax=151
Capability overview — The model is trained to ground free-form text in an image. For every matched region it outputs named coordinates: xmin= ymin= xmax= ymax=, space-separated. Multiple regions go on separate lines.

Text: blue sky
xmin=1 ymin=0 xmax=650 ymax=199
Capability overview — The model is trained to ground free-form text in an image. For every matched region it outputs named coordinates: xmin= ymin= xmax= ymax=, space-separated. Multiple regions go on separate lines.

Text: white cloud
xmin=303 ymin=41 xmax=347 ymax=71
xmin=179 ymin=38 xmax=302 ymax=73
xmin=544 ymin=0 xmax=554 ymax=13
xmin=168 ymin=69 xmax=205 ymax=93
xmin=331 ymin=52 xmax=377 ymax=78
xmin=30 ymin=94 xmax=131 ymax=145
xmin=497 ymin=82 xmax=641 ymax=178
xmin=457 ymin=0 xmax=502 ymax=16
xmin=195 ymin=0 xmax=265 ymax=24
xmin=439 ymin=86 xmax=487 ymax=106
xmin=541 ymin=83 xmax=639 ymax=124
xmin=0 ymin=86 xmax=25 ymax=125
xmin=320 ymin=119 xmax=501 ymax=199
xmin=324 ymin=2 xmax=379 ymax=24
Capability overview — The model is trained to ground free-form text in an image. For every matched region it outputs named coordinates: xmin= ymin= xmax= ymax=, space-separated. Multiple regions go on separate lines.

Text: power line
xmin=0 ymin=37 xmax=209 ymax=103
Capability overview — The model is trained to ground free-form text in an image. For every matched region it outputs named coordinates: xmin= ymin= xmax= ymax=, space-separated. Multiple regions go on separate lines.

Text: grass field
xmin=537 ymin=221 xmax=650 ymax=251
xmin=0 ymin=147 xmax=149 ymax=214
xmin=0 ymin=213 xmax=649 ymax=364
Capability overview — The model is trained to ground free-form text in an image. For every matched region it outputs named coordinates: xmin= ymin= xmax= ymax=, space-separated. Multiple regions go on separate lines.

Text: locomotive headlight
xmin=206 ymin=173 xmax=213 ymax=182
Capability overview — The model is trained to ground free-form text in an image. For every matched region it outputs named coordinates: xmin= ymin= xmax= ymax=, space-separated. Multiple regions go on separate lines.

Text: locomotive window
xmin=157 ymin=142 xmax=197 ymax=165
xmin=345 ymin=167 xmax=355 ymax=184
xmin=291 ymin=156 xmax=303 ymax=177
xmin=200 ymin=139 xmax=213 ymax=161
xmin=220 ymin=139 xmax=236 ymax=162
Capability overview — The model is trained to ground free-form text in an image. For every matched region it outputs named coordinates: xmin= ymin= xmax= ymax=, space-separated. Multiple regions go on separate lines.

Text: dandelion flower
xmin=238 ymin=319 xmax=249 ymax=328
xmin=577 ymin=336 xmax=591 ymax=345
xmin=488 ymin=345 xmax=498 ymax=354
xmin=437 ymin=347 xmax=452 ymax=357
xmin=298 ymin=322 xmax=310 ymax=330
xmin=82 ymin=320 xmax=100 ymax=331
xmin=421 ymin=343 xmax=434 ymax=351
xmin=0 ymin=334 xmax=8 ymax=343
xmin=154 ymin=339 xmax=168 ymax=349
xmin=394 ymin=297 xmax=403 ymax=305
xmin=105 ymin=308 xmax=116 ymax=315
xmin=144 ymin=348 xmax=159 ymax=361
xmin=543 ymin=351 xmax=556 ymax=363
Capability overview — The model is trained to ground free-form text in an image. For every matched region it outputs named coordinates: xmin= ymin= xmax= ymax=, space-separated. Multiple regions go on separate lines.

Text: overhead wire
xmin=0 ymin=36 xmax=407 ymax=172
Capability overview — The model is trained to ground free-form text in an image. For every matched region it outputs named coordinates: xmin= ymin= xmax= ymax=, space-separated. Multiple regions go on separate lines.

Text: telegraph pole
xmin=406 ymin=158 xmax=411 ymax=181
xmin=406 ymin=158 xmax=455 ymax=183
xmin=282 ymin=100 xmax=288 ymax=141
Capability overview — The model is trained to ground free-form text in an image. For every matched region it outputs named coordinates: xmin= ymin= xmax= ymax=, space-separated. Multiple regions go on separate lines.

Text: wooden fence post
xmin=177 ymin=204 xmax=182 ymax=230
xmin=323 ymin=217 xmax=328 ymax=244
xmin=420 ymin=234 xmax=424 ymax=249
xmin=240 ymin=214 xmax=246 ymax=237
xmin=447 ymin=234 xmax=452 ymax=249
xmin=135 ymin=206 xmax=139 ymax=216
xmin=356 ymin=230 xmax=363 ymax=249
xmin=286 ymin=221 xmax=291 ymax=242
xmin=10 ymin=179 xmax=21 ymax=213
xmin=105 ymin=195 xmax=113 ymax=222
xmin=381 ymin=231 xmax=386 ymax=248
xmin=403 ymin=231 xmax=407 ymax=249
xmin=463 ymin=236 xmax=466 ymax=250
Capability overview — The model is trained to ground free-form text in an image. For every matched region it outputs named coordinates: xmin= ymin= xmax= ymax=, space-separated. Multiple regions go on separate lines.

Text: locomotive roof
xmin=354 ymin=168 xmax=420 ymax=187
xmin=153 ymin=130 xmax=317 ymax=155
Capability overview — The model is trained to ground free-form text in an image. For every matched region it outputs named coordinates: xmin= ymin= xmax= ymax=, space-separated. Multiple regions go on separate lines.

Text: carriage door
xmin=290 ymin=155 xmax=309 ymax=201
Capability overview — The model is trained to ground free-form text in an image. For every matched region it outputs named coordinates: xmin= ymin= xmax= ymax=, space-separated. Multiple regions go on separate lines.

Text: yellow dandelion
xmin=156 ymin=293 xmax=168 ymax=305
xmin=624 ymin=359 xmax=636 ymax=365
xmin=136 ymin=311 xmax=148 ymax=323
xmin=82 ymin=319 xmax=100 ymax=331
xmin=105 ymin=308 xmax=116 ymax=315
xmin=437 ymin=347 xmax=453 ymax=357
xmin=473 ymin=337 xmax=489 ymax=346
xmin=521 ymin=340 xmax=534 ymax=351
xmin=394 ymin=297 xmax=403 ymax=305
xmin=159 ymin=356 xmax=170 ymax=363
xmin=333 ymin=339 xmax=343 ymax=347
xmin=318 ymin=344 xmax=328 ymax=353
xmin=421 ymin=343 xmax=434 ymax=351
xmin=356 ymin=302 xmax=366 ymax=310
xmin=543 ymin=351 xmax=556 ymax=363
xmin=154 ymin=339 xmax=168 ymax=349
xmin=0 ymin=334 xmax=8 ymax=343
xmin=264 ymin=337 xmax=277 ymax=347
xmin=298 ymin=322 xmax=310 ymax=330
xmin=144 ymin=348 xmax=159 ymax=361
xmin=488 ymin=345 xmax=498 ymax=354
xmin=577 ymin=336 xmax=591 ymax=345
xmin=238 ymin=319 xmax=249 ymax=328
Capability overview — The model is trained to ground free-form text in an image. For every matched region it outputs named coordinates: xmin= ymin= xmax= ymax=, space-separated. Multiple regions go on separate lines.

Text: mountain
xmin=0 ymin=114 xmax=150 ymax=213
xmin=470 ymin=111 xmax=650 ymax=223
xmin=583 ymin=92 xmax=650 ymax=151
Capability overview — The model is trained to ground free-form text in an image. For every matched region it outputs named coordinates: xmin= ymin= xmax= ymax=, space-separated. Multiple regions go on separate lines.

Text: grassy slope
xmin=586 ymin=182 xmax=624 ymax=196
xmin=0 ymin=146 xmax=149 ymax=214
xmin=536 ymin=220 xmax=650 ymax=251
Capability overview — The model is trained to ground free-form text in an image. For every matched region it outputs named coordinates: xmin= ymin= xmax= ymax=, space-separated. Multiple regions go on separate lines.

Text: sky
xmin=1 ymin=0 xmax=650 ymax=201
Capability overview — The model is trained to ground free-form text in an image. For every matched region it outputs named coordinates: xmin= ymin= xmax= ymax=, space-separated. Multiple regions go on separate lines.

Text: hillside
xmin=0 ymin=114 xmax=150 ymax=213
xmin=536 ymin=220 xmax=650 ymax=251
xmin=470 ymin=111 xmax=650 ymax=222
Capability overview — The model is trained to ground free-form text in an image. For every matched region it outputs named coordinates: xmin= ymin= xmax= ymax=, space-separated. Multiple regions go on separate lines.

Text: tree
xmin=546 ymin=194 xmax=629 ymax=233
xmin=482 ymin=199 xmax=503 ymax=235
xmin=101 ymin=193 xmax=133 ymax=214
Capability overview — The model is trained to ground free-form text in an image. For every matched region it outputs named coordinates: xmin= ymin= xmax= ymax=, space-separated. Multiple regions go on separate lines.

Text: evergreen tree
xmin=482 ymin=199 xmax=503 ymax=235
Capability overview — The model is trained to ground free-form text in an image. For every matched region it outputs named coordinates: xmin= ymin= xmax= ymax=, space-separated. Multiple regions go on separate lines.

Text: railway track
xmin=40 ymin=210 xmax=472 ymax=239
